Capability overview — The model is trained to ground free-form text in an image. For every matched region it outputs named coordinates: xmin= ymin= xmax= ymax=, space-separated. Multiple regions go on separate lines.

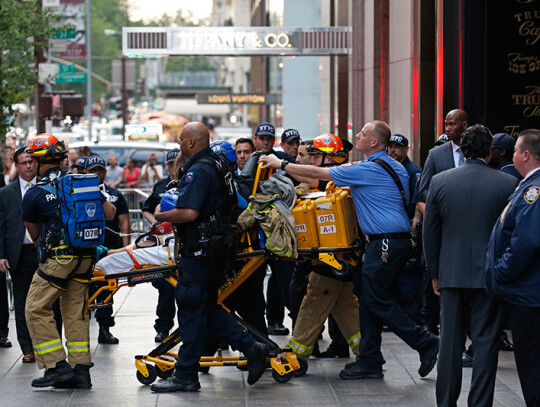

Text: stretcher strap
xmin=125 ymin=244 xmax=143 ymax=269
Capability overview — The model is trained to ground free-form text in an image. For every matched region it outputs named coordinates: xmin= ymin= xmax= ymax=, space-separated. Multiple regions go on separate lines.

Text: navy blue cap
xmin=255 ymin=122 xmax=275 ymax=137
xmin=166 ymin=148 xmax=180 ymax=163
xmin=85 ymin=155 xmax=106 ymax=170
xmin=73 ymin=156 xmax=88 ymax=168
xmin=281 ymin=128 xmax=301 ymax=143
xmin=389 ymin=134 xmax=409 ymax=147
xmin=492 ymin=133 xmax=515 ymax=152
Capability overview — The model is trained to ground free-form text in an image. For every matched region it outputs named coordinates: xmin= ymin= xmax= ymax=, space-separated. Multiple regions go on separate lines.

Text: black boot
xmin=98 ymin=325 xmax=119 ymax=344
xmin=245 ymin=342 xmax=272 ymax=385
xmin=311 ymin=341 xmax=322 ymax=358
xmin=53 ymin=363 xmax=92 ymax=389
xmin=318 ymin=341 xmax=350 ymax=358
xmin=154 ymin=331 xmax=169 ymax=343
xmin=499 ymin=331 xmax=514 ymax=351
xmin=31 ymin=360 xmax=74 ymax=388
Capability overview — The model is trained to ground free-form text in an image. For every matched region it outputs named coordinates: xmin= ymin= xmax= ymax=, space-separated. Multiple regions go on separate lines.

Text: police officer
xmin=85 ymin=155 xmax=130 ymax=344
xmin=387 ymin=134 xmax=423 ymax=324
xmin=142 ymin=148 xmax=180 ymax=342
xmin=486 ymin=128 xmax=540 ymax=407
xmin=22 ymin=134 xmax=116 ymax=388
xmin=150 ymin=122 xmax=270 ymax=393
xmin=260 ymin=120 xmax=439 ymax=380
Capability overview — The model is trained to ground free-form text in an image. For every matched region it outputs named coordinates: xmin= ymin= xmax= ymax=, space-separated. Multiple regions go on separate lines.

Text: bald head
xmin=178 ymin=122 xmax=210 ymax=159
xmin=445 ymin=109 xmax=469 ymax=143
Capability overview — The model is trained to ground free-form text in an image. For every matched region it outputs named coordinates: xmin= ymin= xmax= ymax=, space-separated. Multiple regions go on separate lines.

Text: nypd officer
xmin=142 ymin=148 xmax=180 ymax=342
xmin=22 ymin=134 xmax=116 ymax=389
xmin=486 ymin=129 xmax=540 ymax=407
xmin=150 ymin=122 xmax=270 ymax=393
xmin=260 ymin=120 xmax=439 ymax=380
xmin=387 ymin=134 xmax=423 ymax=324
xmin=85 ymin=155 xmax=130 ymax=345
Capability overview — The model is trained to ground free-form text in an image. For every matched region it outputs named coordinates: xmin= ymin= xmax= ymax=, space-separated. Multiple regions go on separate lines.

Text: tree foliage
xmin=0 ymin=0 xmax=56 ymax=156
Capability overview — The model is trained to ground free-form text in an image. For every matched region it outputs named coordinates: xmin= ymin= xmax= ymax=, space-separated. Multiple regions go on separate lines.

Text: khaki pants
xmin=25 ymin=257 xmax=93 ymax=369
xmin=287 ymin=272 xmax=361 ymax=358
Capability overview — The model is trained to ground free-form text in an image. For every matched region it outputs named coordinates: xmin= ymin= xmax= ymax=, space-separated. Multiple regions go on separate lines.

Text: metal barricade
xmin=118 ymin=188 xmax=152 ymax=239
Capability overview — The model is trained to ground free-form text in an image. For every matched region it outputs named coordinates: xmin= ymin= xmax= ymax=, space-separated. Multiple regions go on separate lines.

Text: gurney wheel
xmin=292 ymin=357 xmax=308 ymax=377
xmin=272 ymin=369 xmax=293 ymax=383
xmin=156 ymin=367 xmax=174 ymax=379
xmin=136 ymin=364 xmax=157 ymax=385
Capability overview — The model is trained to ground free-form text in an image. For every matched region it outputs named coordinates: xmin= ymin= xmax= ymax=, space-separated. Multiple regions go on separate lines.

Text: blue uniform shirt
xmin=142 ymin=176 xmax=172 ymax=214
xmin=176 ymin=148 xmax=223 ymax=217
xmin=498 ymin=161 xmax=523 ymax=181
xmin=401 ymin=156 xmax=422 ymax=217
xmin=22 ymin=167 xmax=62 ymax=225
xmin=103 ymin=184 xmax=129 ymax=249
xmin=328 ymin=150 xmax=411 ymax=235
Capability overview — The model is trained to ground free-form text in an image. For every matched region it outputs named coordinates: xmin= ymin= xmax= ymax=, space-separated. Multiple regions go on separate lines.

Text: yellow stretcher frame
xmin=88 ymin=162 xmax=362 ymax=385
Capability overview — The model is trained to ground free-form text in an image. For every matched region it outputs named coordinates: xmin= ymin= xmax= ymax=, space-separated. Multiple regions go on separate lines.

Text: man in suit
xmin=416 ymin=109 xmax=469 ymax=335
xmin=0 ymin=148 xmax=38 ymax=361
xmin=423 ymin=124 xmax=518 ymax=407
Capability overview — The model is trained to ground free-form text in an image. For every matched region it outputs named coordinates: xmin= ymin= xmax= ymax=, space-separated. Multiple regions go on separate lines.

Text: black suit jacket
xmin=0 ymin=179 xmax=27 ymax=270
xmin=417 ymin=142 xmax=456 ymax=202
xmin=423 ymin=160 xmax=517 ymax=289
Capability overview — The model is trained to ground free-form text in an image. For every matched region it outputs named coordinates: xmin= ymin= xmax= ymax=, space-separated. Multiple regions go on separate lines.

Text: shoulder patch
xmin=524 ymin=186 xmax=539 ymax=204
xmin=342 ymin=161 xmax=359 ymax=167
xmin=185 ymin=172 xmax=194 ymax=183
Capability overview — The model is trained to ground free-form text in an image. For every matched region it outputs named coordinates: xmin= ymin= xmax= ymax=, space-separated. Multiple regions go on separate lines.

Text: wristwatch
xmin=281 ymin=160 xmax=289 ymax=171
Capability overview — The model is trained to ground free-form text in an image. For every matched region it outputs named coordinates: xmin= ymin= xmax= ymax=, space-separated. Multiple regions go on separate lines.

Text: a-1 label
xmin=317 ymin=214 xmax=335 ymax=223
xmin=320 ymin=225 xmax=336 ymax=234
xmin=296 ymin=224 xmax=307 ymax=232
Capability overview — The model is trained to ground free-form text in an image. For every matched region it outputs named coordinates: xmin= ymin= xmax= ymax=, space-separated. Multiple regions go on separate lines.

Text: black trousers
xmin=266 ymin=259 xmax=293 ymax=326
xmin=0 ymin=271 xmax=8 ymax=338
xmin=437 ymin=288 xmax=501 ymax=407
xmin=357 ymin=238 xmax=435 ymax=369
xmin=151 ymin=279 xmax=176 ymax=333
xmin=9 ymin=246 xmax=40 ymax=353
xmin=174 ymin=274 xmax=255 ymax=382
xmin=506 ymin=302 xmax=540 ymax=407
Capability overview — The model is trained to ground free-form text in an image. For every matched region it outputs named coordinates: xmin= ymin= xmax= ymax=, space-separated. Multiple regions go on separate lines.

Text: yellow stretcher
xmin=88 ymin=163 xmax=361 ymax=384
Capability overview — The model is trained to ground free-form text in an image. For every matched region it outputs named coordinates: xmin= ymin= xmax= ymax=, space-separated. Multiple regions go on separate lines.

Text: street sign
xmin=55 ymin=72 xmax=87 ymax=83
xmin=58 ymin=64 xmax=76 ymax=73
xmin=50 ymin=39 xmax=68 ymax=53
xmin=125 ymin=123 xmax=163 ymax=141
xmin=54 ymin=27 xmax=77 ymax=40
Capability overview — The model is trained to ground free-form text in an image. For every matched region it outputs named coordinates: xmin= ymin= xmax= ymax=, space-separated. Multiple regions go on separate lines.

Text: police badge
xmin=524 ymin=186 xmax=540 ymax=204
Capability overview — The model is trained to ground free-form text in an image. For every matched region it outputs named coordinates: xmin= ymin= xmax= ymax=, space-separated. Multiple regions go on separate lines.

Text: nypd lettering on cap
xmin=389 ymin=134 xmax=408 ymax=146
xmin=524 ymin=186 xmax=539 ymax=204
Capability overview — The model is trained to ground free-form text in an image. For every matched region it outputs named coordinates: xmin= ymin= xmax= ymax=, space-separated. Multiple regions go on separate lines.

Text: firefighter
xmin=22 ymin=134 xmax=116 ymax=389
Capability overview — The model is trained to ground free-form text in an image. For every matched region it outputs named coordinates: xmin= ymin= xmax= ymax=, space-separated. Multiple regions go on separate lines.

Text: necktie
xmin=23 ymin=182 xmax=34 ymax=244
xmin=27 ymin=182 xmax=33 ymax=189
xmin=457 ymin=148 xmax=465 ymax=166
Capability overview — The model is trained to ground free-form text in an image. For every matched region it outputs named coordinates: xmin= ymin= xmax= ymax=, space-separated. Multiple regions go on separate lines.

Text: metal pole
xmin=122 ymin=56 xmax=127 ymax=138
xmin=86 ymin=0 xmax=92 ymax=141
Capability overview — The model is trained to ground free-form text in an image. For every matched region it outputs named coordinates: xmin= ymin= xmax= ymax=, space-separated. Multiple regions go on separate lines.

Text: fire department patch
xmin=524 ymin=186 xmax=539 ymax=204
xmin=342 ymin=161 xmax=359 ymax=167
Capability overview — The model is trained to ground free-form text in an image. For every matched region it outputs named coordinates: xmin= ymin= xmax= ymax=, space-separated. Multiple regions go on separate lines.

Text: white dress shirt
xmin=20 ymin=177 xmax=37 ymax=244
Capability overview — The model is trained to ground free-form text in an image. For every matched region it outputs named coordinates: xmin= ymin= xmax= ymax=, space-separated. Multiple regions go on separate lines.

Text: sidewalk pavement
xmin=0 ymin=281 xmax=525 ymax=406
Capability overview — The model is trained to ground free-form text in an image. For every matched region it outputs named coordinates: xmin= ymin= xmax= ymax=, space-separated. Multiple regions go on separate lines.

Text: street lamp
xmin=104 ymin=29 xmax=127 ymax=138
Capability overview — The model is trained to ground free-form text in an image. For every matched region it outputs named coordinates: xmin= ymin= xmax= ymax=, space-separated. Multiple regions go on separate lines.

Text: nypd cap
xmin=85 ymin=155 xmax=106 ymax=170
xmin=389 ymin=134 xmax=409 ymax=147
xmin=166 ymin=148 xmax=180 ymax=163
xmin=281 ymin=128 xmax=301 ymax=143
xmin=255 ymin=122 xmax=275 ymax=137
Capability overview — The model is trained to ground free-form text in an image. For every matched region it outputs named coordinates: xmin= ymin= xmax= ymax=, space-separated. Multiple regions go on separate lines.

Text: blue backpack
xmin=40 ymin=173 xmax=105 ymax=249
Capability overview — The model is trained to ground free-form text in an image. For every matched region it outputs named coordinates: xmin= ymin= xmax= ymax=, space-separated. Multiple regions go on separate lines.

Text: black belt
xmin=367 ymin=232 xmax=411 ymax=240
